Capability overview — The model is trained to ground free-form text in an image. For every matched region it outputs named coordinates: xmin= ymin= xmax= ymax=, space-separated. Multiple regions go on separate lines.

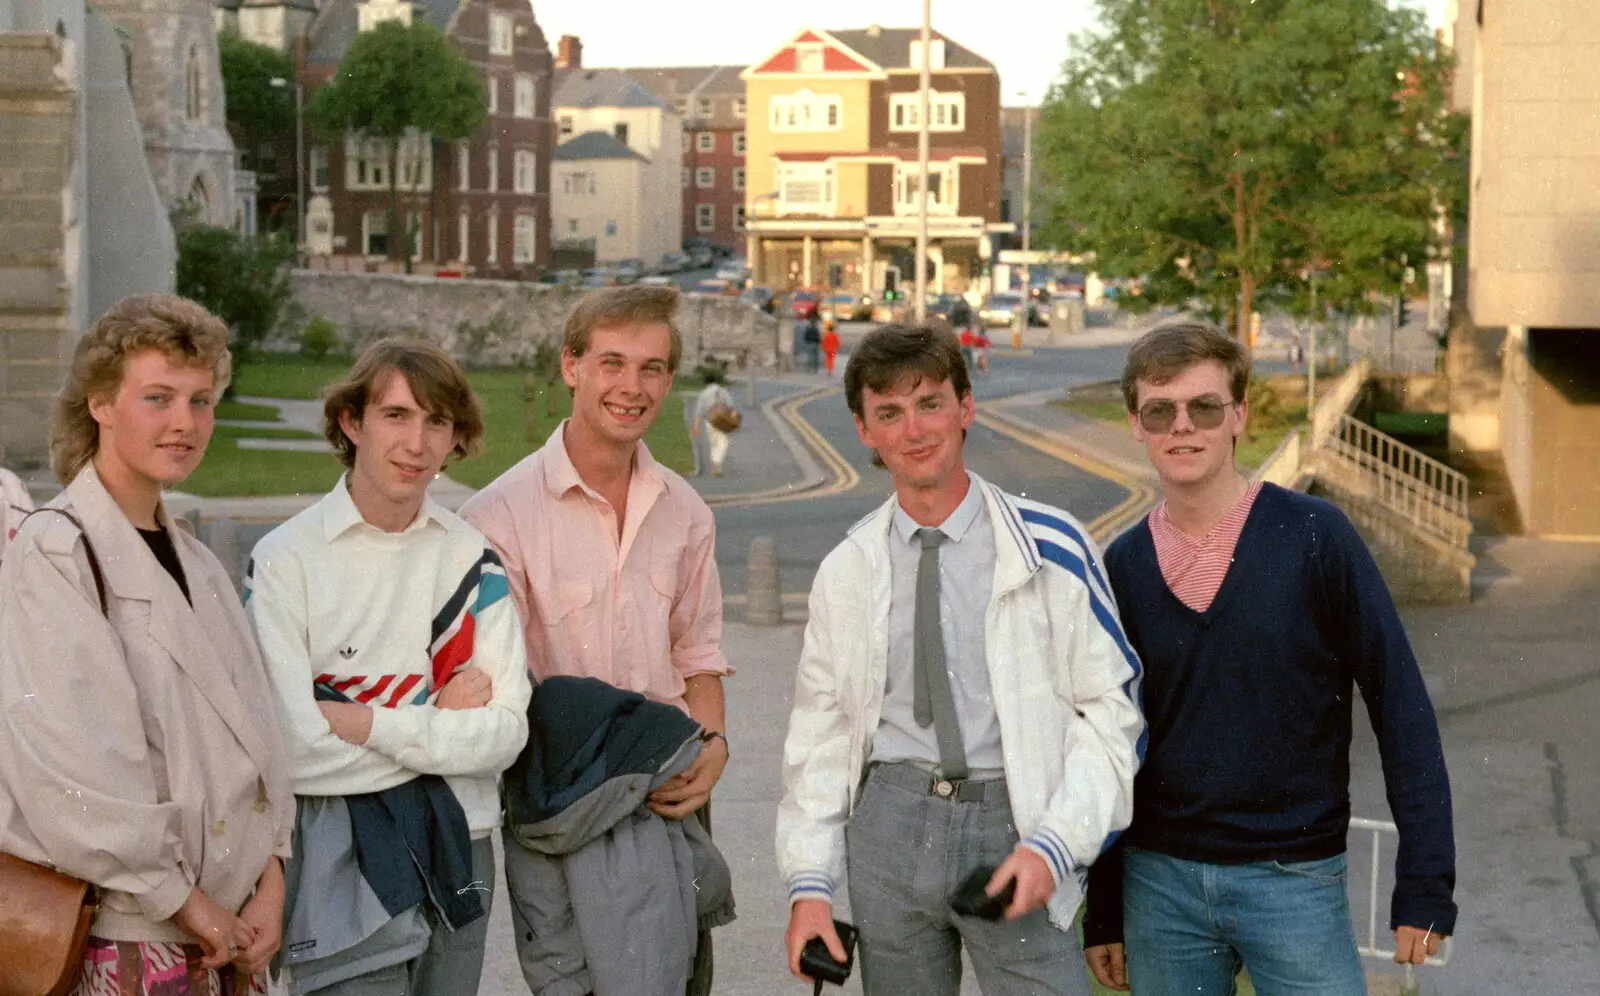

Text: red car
xmin=791 ymin=290 xmax=820 ymax=320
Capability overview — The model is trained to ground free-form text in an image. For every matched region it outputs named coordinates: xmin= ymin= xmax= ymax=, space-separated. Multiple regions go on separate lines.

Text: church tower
xmin=97 ymin=0 xmax=238 ymax=228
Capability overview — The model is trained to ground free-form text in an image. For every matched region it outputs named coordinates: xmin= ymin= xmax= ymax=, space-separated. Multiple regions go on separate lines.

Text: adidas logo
xmin=338 ymin=646 xmax=357 ymax=660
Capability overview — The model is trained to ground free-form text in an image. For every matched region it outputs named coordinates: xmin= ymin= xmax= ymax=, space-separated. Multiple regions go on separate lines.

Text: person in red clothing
xmin=821 ymin=320 xmax=841 ymax=376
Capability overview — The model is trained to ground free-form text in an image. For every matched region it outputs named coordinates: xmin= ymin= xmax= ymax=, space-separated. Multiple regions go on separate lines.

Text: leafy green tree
xmin=217 ymin=33 xmax=294 ymax=170
xmin=176 ymin=227 xmax=297 ymax=356
xmin=1035 ymin=0 xmax=1465 ymax=346
xmin=307 ymin=20 xmax=485 ymax=264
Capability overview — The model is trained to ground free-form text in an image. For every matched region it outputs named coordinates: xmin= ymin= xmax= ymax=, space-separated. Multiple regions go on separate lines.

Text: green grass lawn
xmin=215 ymin=400 xmax=281 ymax=421
xmin=181 ymin=356 xmax=692 ymax=497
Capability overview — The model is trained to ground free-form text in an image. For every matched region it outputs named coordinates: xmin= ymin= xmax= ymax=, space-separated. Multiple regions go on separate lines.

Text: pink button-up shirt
xmin=460 ymin=423 xmax=731 ymax=713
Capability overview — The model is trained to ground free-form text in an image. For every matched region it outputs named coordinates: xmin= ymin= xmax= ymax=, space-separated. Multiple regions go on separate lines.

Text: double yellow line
xmin=973 ymin=404 xmax=1156 ymax=543
xmin=703 ymin=385 xmax=860 ymax=509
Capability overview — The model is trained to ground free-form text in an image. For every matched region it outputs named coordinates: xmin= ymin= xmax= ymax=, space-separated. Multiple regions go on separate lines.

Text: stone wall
xmin=0 ymin=33 xmax=76 ymax=470
xmin=284 ymin=270 xmax=785 ymax=369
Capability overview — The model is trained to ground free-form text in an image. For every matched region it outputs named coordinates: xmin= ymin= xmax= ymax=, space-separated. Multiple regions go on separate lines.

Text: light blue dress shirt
xmin=870 ymin=473 xmax=1004 ymax=774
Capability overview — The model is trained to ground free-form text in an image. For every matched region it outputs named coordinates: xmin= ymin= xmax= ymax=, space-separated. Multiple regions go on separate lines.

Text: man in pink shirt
xmin=460 ymin=284 xmax=732 ymax=991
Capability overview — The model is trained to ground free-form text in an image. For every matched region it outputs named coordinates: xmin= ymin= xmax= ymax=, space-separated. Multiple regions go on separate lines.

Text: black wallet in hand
xmin=949 ymin=864 xmax=1016 ymax=921
xmin=799 ymin=919 xmax=858 ymax=990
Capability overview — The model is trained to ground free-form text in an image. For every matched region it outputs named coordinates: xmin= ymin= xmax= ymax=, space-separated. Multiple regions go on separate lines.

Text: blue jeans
xmin=1122 ymin=847 xmax=1365 ymax=996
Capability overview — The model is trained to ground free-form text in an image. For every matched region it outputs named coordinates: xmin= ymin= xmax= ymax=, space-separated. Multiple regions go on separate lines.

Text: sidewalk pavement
xmin=476 ymin=531 xmax=1600 ymax=996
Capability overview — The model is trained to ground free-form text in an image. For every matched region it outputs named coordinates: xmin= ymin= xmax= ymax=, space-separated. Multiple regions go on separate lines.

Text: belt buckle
xmin=933 ymin=778 xmax=957 ymax=798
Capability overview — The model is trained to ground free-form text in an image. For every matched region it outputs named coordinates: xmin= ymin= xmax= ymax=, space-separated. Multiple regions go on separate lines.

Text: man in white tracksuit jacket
xmin=777 ymin=323 xmax=1146 ymax=996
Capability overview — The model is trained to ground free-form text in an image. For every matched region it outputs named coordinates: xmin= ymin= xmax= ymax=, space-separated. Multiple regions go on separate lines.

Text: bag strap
xmin=20 ymin=507 xmax=108 ymax=617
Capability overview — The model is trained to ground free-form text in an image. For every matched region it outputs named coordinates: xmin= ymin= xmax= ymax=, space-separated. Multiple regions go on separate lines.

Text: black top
xmin=137 ymin=526 xmax=191 ymax=605
xmin=1083 ymin=484 xmax=1456 ymax=945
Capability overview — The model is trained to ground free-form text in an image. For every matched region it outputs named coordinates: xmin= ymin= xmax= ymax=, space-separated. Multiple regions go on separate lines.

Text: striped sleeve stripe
xmin=1017 ymin=506 xmax=1116 ymax=610
xmin=1030 ymin=525 xmax=1150 ymax=766
xmin=787 ymin=872 xmax=835 ymax=902
xmin=1023 ymin=828 xmax=1072 ymax=885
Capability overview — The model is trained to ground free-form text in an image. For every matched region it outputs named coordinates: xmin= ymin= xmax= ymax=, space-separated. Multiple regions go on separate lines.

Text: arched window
xmin=185 ymin=48 xmax=203 ymax=120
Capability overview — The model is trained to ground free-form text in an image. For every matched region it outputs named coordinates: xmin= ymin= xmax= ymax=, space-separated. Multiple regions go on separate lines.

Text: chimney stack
xmin=556 ymin=34 xmax=582 ymax=70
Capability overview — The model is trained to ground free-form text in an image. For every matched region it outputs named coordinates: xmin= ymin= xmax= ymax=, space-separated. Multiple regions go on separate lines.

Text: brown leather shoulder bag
xmin=0 ymin=508 xmax=105 ymax=996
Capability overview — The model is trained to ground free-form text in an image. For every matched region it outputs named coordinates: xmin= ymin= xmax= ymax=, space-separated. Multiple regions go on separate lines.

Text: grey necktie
xmin=914 ymin=527 xmax=968 ymax=781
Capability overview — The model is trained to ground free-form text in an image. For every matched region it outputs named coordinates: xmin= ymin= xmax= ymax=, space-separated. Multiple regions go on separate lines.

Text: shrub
xmin=301 ymin=317 xmax=340 ymax=360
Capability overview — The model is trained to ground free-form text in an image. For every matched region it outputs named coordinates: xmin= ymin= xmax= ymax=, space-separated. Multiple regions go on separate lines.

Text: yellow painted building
xmin=740 ymin=26 xmax=1009 ymax=297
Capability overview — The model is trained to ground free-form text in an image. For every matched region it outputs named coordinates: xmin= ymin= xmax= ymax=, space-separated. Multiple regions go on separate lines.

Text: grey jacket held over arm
xmin=502 ymin=676 xmax=736 ymax=996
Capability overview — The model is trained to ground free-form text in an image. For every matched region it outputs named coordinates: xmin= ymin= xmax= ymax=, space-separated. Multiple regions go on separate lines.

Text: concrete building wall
xmin=1465 ymin=1 xmax=1600 ymax=328
xmin=0 ymin=0 xmax=174 ymax=471
xmin=554 ymin=157 xmax=642 ymax=261
xmin=1455 ymin=0 xmax=1600 ymax=538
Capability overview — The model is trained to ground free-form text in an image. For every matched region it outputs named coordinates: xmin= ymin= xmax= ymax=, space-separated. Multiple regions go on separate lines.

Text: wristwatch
xmin=700 ymin=729 xmax=729 ymax=757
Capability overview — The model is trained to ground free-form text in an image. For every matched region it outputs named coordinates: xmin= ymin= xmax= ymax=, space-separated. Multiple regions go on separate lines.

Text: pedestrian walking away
xmin=0 ymin=294 xmax=294 ymax=994
xmin=461 ymin=284 xmax=736 ymax=996
xmin=693 ymin=367 xmax=738 ymax=477
xmin=246 ymin=339 xmax=532 ymax=996
xmin=1081 ymin=322 xmax=1456 ymax=995
xmin=821 ymin=320 xmax=841 ymax=377
xmin=777 ymin=322 xmax=1145 ymax=996
xmin=803 ymin=312 xmax=823 ymax=374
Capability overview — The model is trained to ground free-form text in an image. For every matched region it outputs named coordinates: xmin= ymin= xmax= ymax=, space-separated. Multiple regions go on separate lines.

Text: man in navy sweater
xmin=1082 ymin=322 xmax=1456 ymax=994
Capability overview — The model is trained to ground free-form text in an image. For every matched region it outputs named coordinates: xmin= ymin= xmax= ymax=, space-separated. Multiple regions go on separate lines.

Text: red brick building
xmin=629 ymin=64 xmax=747 ymax=255
xmin=299 ymin=0 xmax=553 ymax=275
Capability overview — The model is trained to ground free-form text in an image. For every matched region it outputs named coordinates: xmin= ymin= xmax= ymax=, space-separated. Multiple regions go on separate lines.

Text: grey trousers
xmin=306 ymin=836 xmax=495 ymax=996
xmin=845 ymin=763 xmax=1087 ymax=996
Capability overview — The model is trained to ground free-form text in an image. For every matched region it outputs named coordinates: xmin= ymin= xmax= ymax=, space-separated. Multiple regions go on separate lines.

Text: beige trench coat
xmin=0 ymin=466 xmax=293 ymax=942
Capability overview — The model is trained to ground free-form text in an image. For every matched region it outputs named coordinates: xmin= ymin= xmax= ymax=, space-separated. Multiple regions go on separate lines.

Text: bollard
xmin=208 ymin=516 xmax=244 ymax=596
xmin=745 ymin=536 xmax=783 ymax=626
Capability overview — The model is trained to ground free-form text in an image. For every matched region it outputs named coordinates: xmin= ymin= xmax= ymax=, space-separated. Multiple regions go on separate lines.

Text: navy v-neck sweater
xmin=1084 ymin=484 xmax=1457 ymax=943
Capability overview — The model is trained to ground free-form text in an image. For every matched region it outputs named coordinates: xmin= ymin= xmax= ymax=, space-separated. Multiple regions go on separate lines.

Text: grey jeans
xmin=306 ymin=835 xmax=495 ymax=996
xmin=845 ymin=763 xmax=1087 ymax=996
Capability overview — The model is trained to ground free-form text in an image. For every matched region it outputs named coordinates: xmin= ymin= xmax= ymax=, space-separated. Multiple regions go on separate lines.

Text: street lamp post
xmin=1015 ymin=90 xmax=1032 ymax=350
xmin=913 ymin=0 xmax=932 ymax=324
xmin=269 ymin=76 xmax=305 ymax=247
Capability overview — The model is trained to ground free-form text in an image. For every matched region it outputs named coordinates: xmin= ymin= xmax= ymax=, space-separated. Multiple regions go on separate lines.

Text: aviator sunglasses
xmin=1136 ymin=394 xmax=1236 ymax=433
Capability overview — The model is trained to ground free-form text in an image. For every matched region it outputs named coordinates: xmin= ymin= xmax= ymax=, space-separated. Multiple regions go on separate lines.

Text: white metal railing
xmin=1317 ymin=413 xmax=1471 ymax=550
xmin=1350 ymin=817 xmax=1453 ymax=992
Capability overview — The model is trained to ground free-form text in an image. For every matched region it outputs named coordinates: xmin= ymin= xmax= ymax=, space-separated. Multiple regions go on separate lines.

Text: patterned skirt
xmin=71 ymin=938 xmax=268 ymax=996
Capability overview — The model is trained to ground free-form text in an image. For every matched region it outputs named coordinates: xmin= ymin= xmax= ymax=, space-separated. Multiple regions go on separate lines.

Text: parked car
xmin=821 ymin=292 xmax=873 ymax=323
xmin=639 ymin=274 xmax=674 ymax=286
xmin=740 ymin=286 xmax=777 ymax=314
xmin=658 ymin=251 xmax=688 ymax=274
xmin=688 ymin=278 xmax=738 ymax=297
xmin=615 ymin=259 xmax=644 ymax=284
xmin=790 ymin=289 xmax=821 ymax=320
xmin=686 ymin=245 xmax=714 ymax=268
xmin=980 ymin=292 xmax=1027 ymax=328
xmin=715 ymin=263 xmax=749 ymax=285
xmin=925 ymin=294 xmax=958 ymax=321
xmin=540 ymin=268 xmax=581 ymax=287
xmin=580 ymin=266 xmax=617 ymax=288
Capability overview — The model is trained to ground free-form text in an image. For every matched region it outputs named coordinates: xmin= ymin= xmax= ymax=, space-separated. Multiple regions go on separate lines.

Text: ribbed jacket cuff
xmin=787 ymin=871 xmax=835 ymax=905
xmin=1022 ymin=828 xmax=1074 ymax=887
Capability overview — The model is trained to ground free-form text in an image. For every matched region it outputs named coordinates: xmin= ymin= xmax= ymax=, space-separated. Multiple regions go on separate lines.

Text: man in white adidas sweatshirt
xmin=247 ymin=340 xmax=531 ymax=996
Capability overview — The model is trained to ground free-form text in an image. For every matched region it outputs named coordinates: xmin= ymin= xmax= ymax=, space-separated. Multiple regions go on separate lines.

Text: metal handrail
xmin=1350 ymin=816 xmax=1453 ymax=991
xmin=1318 ymin=413 xmax=1471 ymax=549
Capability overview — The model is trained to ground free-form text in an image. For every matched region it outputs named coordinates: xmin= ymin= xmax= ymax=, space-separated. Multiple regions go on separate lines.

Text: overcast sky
xmin=533 ymin=0 xmax=1453 ymax=107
